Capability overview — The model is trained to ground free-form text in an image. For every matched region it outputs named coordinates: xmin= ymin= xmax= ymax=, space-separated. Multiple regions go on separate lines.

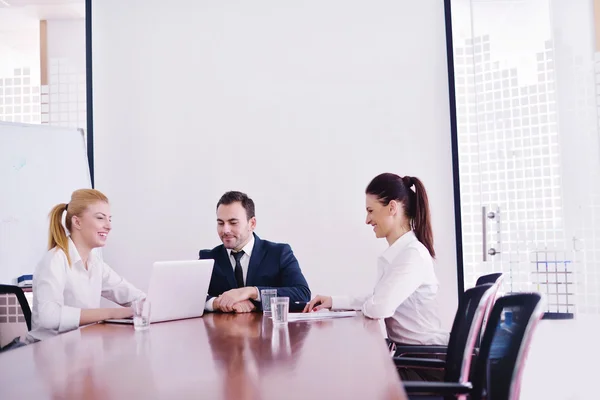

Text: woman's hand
xmin=111 ymin=307 xmax=134 ymax=319
xmin=302 ymin=295 xmax=333 ymax=313
xmin=79 ymin=307 xmax=133 ymax=326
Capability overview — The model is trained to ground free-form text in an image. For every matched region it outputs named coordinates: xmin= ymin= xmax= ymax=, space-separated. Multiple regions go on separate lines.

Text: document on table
xmin=285 ymin=310 xmax=358 ymax=321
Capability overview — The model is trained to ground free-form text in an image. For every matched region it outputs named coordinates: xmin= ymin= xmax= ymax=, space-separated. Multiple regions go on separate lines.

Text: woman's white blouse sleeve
xmin=101 ymin=263 xmax=145 ymax=306
xmin=331 ymin=248 xmax=424 ymax=319
xmin=360 ymin=252 xmax=424 ymax=319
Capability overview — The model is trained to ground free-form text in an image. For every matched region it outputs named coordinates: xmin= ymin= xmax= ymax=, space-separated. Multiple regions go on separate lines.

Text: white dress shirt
xmin=205 ymin=235 xmax=260 ymax=311
xmin=226 ymin=234 xmax=255 ymax=284
xmin=331 ymin=231 xmax=449 ymax=345
xmin=29 ymin=238 xmax=145 ymax=341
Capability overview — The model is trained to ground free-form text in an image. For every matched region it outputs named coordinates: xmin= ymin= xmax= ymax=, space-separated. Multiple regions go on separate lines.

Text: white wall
xmin=92 ymin=0 xmax=459 ymax=328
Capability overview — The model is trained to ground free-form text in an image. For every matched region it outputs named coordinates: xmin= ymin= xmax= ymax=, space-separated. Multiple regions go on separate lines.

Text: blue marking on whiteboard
xmin=13 ymin=158 xmax=26 ymax=171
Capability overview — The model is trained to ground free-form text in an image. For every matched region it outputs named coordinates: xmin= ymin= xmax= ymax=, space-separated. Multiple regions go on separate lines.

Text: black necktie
xmin=232 ymin=250 xmax=245 ymax=288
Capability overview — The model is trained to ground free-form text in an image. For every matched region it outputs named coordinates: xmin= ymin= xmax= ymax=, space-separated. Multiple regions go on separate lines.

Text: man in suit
xmin=201 ymin=191 xmax=310 ymax=313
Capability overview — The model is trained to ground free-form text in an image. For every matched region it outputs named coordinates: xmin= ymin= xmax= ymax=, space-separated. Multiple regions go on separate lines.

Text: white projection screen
xmin=91 ymin=0 xmax=459 ymax=328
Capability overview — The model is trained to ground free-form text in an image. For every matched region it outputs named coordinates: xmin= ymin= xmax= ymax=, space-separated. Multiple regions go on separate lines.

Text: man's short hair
xmin=216 ymin=191 xmax=256 ymax=220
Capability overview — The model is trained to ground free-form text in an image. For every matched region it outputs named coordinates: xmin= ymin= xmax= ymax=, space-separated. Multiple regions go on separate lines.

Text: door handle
xmin=488 ymin=248 xmax=499 ymax=256
xmin=482 ymin=206 xmax=499 ymax=261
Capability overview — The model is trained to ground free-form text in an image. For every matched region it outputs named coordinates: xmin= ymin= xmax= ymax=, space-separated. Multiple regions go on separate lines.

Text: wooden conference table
xmin=0 ymin=312 xmax=407 ymax=399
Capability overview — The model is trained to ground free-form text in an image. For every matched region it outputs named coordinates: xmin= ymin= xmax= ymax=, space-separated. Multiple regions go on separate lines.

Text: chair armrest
xmin=394 ymin=344 xmax=449 ymax=357
xmin=393 ymin=356 xmax=446 ymax=369
xmin=403 ymin=381 xmax=472 ymax=395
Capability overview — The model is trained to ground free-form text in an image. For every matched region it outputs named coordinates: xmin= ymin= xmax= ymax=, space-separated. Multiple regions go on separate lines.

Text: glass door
xmin=451 ymin=0 xmax=600 ymax=316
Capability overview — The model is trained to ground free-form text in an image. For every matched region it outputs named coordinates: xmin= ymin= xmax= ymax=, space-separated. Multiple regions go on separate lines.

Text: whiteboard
xmin=0 ymin=122 xmax=91 ymax=284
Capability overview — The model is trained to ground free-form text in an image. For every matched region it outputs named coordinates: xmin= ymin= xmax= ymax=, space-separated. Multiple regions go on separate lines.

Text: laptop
xmin=105 ymin=259 xmax=214 ymax=324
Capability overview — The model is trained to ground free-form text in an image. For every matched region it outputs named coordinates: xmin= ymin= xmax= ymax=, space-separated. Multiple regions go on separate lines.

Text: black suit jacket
xmin=199 ymin=233 xmax=311 ymax=308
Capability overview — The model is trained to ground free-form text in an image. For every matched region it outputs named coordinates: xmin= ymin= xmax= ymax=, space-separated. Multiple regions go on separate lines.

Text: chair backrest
xmin=444 ymin=283 xmax=495 ymax=383
xmin=199 ymin=249 xmax=213 ymax=260
xmin=477 ymin=273 xmax=504 ymax=311
xmin=475 ymin=273 xmax=504 ymax=286
xmin=470 ymin=293 xmax=544 ymax=400
xmin=476 ymin=273 xmax=504 ymax=347
xmin=0 ymin=285 xmax=32 ymax=349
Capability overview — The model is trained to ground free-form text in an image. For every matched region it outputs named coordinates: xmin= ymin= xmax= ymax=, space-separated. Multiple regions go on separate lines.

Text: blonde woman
xmin=29 ymin=189 xmax=145 ymax=341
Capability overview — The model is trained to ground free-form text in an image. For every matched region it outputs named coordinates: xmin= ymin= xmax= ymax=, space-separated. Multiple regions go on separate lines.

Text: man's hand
xmin=232 ymin=300 xmax=256 ymax=313
xmin=214 ymin=287 xmax=259 ymax=312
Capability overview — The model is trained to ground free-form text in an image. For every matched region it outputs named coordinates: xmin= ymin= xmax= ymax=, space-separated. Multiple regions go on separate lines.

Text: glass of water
xmin=261 ymin=289 xmax=278 ymax=316
xmin=132 ymin=298 xmax=151 ymax=331
xmin=270 ymin=297 xmax=289 ymax=324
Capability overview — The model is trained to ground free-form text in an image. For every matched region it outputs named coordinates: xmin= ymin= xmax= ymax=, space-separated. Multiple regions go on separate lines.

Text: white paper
xmin=285 ymin=310 xmax=358 ymax=322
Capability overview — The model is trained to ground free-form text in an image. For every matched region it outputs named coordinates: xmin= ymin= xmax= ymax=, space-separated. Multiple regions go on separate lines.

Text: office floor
xmin=520 ymin=315 xmax=599 ymax=400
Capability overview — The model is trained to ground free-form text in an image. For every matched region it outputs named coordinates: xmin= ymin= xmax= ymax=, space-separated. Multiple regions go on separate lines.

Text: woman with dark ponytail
xmin=304 ymin=173 xmax=448 ymax=347
xmin=29 ymin=189 xmax=145 ymax=341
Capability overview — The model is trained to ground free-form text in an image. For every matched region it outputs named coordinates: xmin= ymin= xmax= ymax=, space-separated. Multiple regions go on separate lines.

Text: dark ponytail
xmin=406 ymin=176 xmax=435 ymax=258
xmin=366 ymin=173 xmax=435 ymax=258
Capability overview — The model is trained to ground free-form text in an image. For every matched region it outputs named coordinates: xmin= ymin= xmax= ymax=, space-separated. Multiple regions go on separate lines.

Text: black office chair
xmin=0 ymin=285 xmax=31 ymax=330
xmin=199 ymin=249 xmax=213 ymax=260
xmin=403 ymin=292 xmax=544 ymax=400
xmin=0 ymin=285 xmax=32 ymax=352
xmin=393 ymin=273 xmax=504 ymax=359
xmin=475 ymin=272 xmax=504 ymax=286
xmin=394 ymin=284 xmax=495 ymax=384
xmin=474 ymin=273 xmax=505 ymax=348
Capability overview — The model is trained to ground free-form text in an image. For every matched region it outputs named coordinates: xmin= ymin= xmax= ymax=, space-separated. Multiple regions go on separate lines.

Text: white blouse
xmin=332 ymin=231 xmax=449 ymax=345
xmin=29 ymin=238 xmax=145 ymax=341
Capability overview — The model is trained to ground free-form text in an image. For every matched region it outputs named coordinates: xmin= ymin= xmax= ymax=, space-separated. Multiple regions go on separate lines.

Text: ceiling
xmin=0 ymin=0 xmax=84 ymax=58
xmin=0 ymin=0 xmax=84 ymax=24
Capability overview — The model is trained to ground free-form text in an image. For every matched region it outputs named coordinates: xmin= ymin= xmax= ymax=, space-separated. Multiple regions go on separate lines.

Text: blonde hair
xmin=48 ymin=189 xmax=109 ymax=266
